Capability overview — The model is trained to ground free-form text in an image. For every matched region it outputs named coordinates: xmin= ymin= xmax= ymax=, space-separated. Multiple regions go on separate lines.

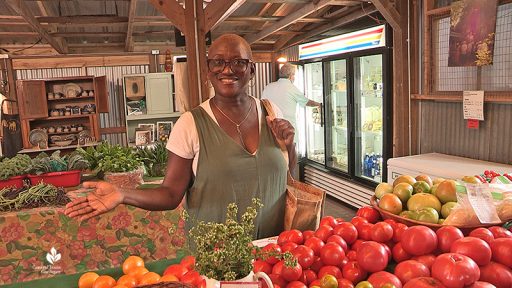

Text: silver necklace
xmin=211 ymin=99 xmax=254 ymax=147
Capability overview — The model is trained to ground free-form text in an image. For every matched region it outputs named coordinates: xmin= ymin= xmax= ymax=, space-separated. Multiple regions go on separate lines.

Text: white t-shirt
xmin=261 ymin=78 xmax=309 ymax=129
xmin=166 ymin=97 xmax=283 ymax=174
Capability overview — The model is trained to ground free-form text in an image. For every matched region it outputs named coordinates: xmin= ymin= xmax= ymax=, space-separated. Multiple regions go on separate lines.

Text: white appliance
xmin=387 ymin=153 xmax=512 ymax=183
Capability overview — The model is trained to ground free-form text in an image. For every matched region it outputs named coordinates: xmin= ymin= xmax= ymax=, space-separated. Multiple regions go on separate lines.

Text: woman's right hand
xmin=64 ymin=181 xmax=124 ymax=221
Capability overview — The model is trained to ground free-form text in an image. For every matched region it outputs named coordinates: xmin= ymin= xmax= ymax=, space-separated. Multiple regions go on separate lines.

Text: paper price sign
xmin=466 ymin=184 xmax=501 ymax=224
xmin=463 ymin=91 xmax=484 ymax=120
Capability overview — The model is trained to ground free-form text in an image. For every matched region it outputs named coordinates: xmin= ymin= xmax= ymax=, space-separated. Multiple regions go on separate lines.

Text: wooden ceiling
xmin=0 ymin=0 xmax=380 ymax=56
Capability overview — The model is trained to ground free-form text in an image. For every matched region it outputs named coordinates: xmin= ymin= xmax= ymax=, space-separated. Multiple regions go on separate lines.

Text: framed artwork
xmin=125 ymin=76 xmax=146 ymax=101
xmin=138 ymin=123 xmax=155 ymax=142
xmin=135 ymin=130 xmax=152 ymax=146
xmin=157 ymin=121 xmax=174 ymax=142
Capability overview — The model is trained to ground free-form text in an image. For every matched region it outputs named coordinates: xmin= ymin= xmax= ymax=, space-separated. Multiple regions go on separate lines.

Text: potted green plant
xmin=136 ymin=141 xmax=168 ymax=178
xmin=186 ymin=198 xmax=283 ymax=288
xmin=77 ymin=142 xmax=144 ymax=188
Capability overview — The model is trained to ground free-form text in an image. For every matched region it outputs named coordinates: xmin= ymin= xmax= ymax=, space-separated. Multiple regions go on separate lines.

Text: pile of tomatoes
xmin=253 ymin=208 xmax=512 ymax=288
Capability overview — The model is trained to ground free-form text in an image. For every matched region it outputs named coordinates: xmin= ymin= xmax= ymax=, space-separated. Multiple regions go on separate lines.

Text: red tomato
xmin=450 ymin=237 xmax=491 ymax=266
xmin=273 ymin=260 xmax=285 ymax=275
xmin=320 ymin=242 xmax=346 ymax=266
xmin=356 ymin=241 xmax=389 ymax=273
xmin=320 ymin=216 xmax=339 ymax=228
xmin=336 ymin=218 xmax=345 ymax=223
xmin=315 ymin=226 xmax=334 ymax=242
xmin=469 ymin=228 xmax=494 ymax=246
xmin=465 ymin=282 xmax=497 ymax=288
xmin=392 ymin=242 xmax=412 ymax=263
xmin=309 ymin=256 xmax=324 ymax=274
xmin=253 ymin=260 xmax=273 ymax=275
xmin=350 ymin=239 xmax=365 ymax=252
xmin=180 ymin=255 xmax=195 ymax=271
xmin=488 ymin=226 xmax=512 ymax=239
xmin=163 ymin=264 xmax=188 ymax=278
xmin=262 ymin=243 xmax=282 ymax=264
xmin=436 ymin=226 xmax=464 ymax=253
xmin=411 ymin=255 xmax=436 ymax=270
xmin=367 ymin=271 xmax=403 ymax=288
xmin=431 ymin=253 xmax=480 ymax=288
xmin=278 ymin=231 xmax=292 ymax=245
xmin=342 ymin=261 xmax=368 ymax=284
xmin=403 ymin=277 xmax=446 ymax=288
xmin=333 ymin=222 xmax=358 ymax=245
xmin=393 ymin=223 xmax=408 ymax=242
xmin=394 ymin=260 xmax=430 ymax=284
xmin=269 ymin=273 xmax=288 ymax=288
xmin=282 ymin=242 xmax=299 ymax=253
xmin=303 ymin=230 xmax=316 ymax=241
xmin=350 ymin=216 xmax=369 ymax=228
xmin=383 ymin=219 xmax=397 ymax=228
xmin=181 ymin=270 xmax=203 ymax=287
xmin=288 ymin=229 xmax=305 ymax=244
xmin=381 ymin=243 xmax=392 ymax=260
xmin=317 ymin=265 xmax=343 ymax=279
xmin=370 ymin=222 xmax=394 ymax=243
xmin=282 ymin=261 xmax=303 ymax=282
xmin=356 ymin=222 xmax=374 ymax=241
xmin=479 ymin=261 xmax=512 ymax=288
xmin=301 ymin=269 xmax=318 ymax=285
xmin=309 ymin=279 xmax=321 ymax=288
xmin=490 ymin=238 xmax=512 ymax=268
xmin=305 ymin=237 xmax=325 ymax=256
xmin=356 ymin=206 xmax=381 ymax=224
xmin=401 ymin=226 xmax=438 ymax=256
xmin=337 ymin=278 xmax=354 ymax=288
xmin=292 ymin=245 xmax=315 ymax=269
xmin=286 ymin=281 xmax=308 ymax=288
xmin=327 ymin=235 xmax=348 ymax=252
xmin=346 ymin=250 xmax=357 ymax=261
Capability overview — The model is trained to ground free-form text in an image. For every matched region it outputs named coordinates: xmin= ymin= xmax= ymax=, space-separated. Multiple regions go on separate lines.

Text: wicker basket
xmin=370 ymin=195 xmax=503 ymax=234
xmin=137 ymin=281 xmax=194 ymax=288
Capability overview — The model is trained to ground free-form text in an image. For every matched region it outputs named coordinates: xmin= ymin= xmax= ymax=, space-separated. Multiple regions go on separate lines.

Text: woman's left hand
xmin=266 ymin=117 xmax=295 ymax=147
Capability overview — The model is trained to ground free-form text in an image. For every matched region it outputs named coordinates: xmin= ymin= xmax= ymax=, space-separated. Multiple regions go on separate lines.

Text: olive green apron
xmin=186 ymin=102 xmax=287 ymax=239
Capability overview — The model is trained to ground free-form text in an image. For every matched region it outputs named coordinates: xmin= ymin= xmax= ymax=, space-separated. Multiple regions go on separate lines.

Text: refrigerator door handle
xmin=319 ymin=105 xmax=324 ymax=127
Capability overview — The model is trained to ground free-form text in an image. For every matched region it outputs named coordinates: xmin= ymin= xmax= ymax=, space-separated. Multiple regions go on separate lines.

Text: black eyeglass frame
xmin=206 ymin=58 xmax=254 ymax=73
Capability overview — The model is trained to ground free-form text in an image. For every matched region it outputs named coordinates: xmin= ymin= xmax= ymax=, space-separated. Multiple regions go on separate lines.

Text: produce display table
xmin=0 ymin=190 xmax=187 ymax=286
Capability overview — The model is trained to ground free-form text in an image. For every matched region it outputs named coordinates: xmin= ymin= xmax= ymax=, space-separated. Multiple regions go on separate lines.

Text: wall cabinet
xmin=123 ymin=72 xmax=180 ymax=145
xmin=16 ymin=76 xmax=108 ymax=150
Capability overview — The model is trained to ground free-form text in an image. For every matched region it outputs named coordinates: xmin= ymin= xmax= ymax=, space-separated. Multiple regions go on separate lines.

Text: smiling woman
xmin=64 ymin=34 xmax=297 ymax=240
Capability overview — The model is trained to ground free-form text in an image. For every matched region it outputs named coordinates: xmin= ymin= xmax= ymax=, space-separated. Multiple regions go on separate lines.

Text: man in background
xmin=262 ymin=63 xmax=321 ymax=177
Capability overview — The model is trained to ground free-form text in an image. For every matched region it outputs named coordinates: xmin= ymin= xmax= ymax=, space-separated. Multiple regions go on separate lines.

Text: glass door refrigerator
xmin=299 ymin=25 xmax=391 ymax=186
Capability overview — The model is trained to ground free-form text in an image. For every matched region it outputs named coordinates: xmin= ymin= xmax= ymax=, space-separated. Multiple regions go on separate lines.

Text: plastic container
xmin=0 ymin=175 xmax=26 ymax=189
xmin=28 ymin=170 xmax=81 ymax=187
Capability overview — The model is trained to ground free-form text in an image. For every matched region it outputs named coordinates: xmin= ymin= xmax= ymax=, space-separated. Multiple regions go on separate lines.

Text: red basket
xmin=0 ymin=175 xmax=26 ymax=189
xmin=28 ymin=170 xmax=81 ymax=187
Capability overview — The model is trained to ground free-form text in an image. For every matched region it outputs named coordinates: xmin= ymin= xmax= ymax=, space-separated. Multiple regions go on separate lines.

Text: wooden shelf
xmin=48 ymin=96 xmax=95 ymax=101
xmin=46 ymin=114 xmax=94 ymax=120
xmin=18 ymin=142 xmax=100 ymax=154
xmin=47 ymin=130 xmax=85 ymax=135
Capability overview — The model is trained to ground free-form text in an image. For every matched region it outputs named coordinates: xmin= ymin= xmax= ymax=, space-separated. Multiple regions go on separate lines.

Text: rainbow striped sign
xmin=298 ymin=25 xmax=386 ymax=60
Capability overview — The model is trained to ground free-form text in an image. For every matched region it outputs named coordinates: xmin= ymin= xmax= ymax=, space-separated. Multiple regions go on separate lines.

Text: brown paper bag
xmin=261 ymin=99 xmax=326 ymax=231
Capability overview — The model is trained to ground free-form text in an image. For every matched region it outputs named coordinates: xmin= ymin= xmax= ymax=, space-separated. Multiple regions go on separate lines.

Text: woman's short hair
xmin=279 ymin=63 xmax=296 ymax=78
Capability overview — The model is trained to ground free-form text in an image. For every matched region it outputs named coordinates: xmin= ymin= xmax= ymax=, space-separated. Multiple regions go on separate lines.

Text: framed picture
xmin=125 ymin=76 xmax=146 ymax=101
xmin=135 ymin=130 xmax=152 ymax=146
xmin=157 ymin=121 xmax=174 ymax=142
xmin=138 ymin=123 xmax=155 ymax=142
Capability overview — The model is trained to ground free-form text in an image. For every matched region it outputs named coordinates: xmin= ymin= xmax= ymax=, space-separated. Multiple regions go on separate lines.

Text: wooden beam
xmin=5 ymin=0 xmax=68 ymax=54
xmin=247 ymin=0 xmax=313 ymax=3
xmin=205 ymin=0 xmax=247 ymax=30
xmin=371 ymin=0 xmax=401 ymax=31
xmin=50 ymin=32 xmax=127 ymax=37
xmin=125 ymin=0 xmax=138 ymax=52
xmin=226 ymin=16 xmax=328 ymax=23
xmin=0 ymin=32 xmax=40 ymax=37
xmin=245 ymin=0 xmax=335 ymax=44
xmin=37 ymin=16 xmax=128 ymax=24
xmin=12 ymin=54 xmax=153 ymax=69
xmin=277 ymin=5 xmax=377 ymax=50
xmin=148 ymin=0 xmax=186 ymax=32
xmin=411 ymin=93 xmax=512 ymax=103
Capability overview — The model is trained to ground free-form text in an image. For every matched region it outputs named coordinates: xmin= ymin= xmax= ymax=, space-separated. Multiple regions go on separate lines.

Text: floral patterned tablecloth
xmin=0 ymin=201 xmax=186 ymax=285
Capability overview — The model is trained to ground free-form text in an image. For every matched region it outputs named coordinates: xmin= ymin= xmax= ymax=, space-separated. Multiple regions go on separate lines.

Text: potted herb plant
xmin=186 ymin=198 xmax=278 ymax=288
xmin=136 ymin=141 xmax=168 ymax=178
xmin=77 ymin=142 xmax=144 ymax=188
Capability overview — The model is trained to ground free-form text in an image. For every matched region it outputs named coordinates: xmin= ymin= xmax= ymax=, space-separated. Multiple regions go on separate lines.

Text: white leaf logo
xmin=46 ymin=247 xmax=61 ymax=264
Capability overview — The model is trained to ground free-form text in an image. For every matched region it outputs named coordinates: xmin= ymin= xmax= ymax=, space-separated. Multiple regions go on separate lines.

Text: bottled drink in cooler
xmin=367 ymin=153 xmax=375 ymax=178
xmin=363 ymin=154 xmax=369 ymax=176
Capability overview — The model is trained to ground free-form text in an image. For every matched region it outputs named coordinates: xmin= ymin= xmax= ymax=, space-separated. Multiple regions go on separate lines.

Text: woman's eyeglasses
xmin=207 ymin=59 xmax=252 ymax=73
